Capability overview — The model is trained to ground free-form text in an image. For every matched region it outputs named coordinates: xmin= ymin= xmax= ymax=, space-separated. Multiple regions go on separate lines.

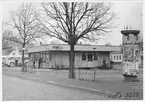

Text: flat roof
xmin=28 ymin=44 xmax=121 ymax=53
xmin=121 ymin=30 xmax=140 ymax=35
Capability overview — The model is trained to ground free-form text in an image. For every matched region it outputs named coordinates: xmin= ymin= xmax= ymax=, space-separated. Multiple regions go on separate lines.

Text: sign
xmin=52 ymin=45 xmax=63 ymax=50
xmin=22 ymin=48 xmax=26 ymax=50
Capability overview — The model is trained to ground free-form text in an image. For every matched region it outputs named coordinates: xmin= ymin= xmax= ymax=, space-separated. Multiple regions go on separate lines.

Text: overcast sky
xmin=2 ymin=2 xmax=143 ymax=46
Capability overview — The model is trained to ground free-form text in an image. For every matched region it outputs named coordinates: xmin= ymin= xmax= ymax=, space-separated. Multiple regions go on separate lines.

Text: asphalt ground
xmin=3 ymin=75 xmax=111 ymax=100
xmin=2 ymin=67 xmax=143 ymax=100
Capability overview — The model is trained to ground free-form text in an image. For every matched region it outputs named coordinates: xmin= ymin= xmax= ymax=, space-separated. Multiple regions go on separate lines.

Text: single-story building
xmin=27 ymin=44 xmax=121 ymax=69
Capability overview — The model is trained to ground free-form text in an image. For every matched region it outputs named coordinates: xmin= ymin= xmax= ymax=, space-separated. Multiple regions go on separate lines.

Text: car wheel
xmin=9 ymin=62 xmax=15 ymax=67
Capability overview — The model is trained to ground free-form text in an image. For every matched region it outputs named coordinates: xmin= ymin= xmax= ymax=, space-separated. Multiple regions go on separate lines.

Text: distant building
xmin=2 ymin=43 xmax=34 ymax=57
xmin=2 ymin=47 xmax=14 ymax=57
xmin=2 ymin=43 xmax=34 ymax=67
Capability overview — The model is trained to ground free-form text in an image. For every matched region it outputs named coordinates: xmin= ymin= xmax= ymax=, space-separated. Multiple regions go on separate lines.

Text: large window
xmin=87 ymin=53 xmax=93 ymax=61
xmin=82 ymin=52 xmax=95 ymax=61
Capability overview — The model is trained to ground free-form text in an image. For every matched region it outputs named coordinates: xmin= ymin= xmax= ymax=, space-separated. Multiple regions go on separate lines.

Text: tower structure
xmin=121 ymin=28 xmax=140 ymax=81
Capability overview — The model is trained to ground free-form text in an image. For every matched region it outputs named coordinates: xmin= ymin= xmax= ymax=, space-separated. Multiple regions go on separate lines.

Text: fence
xmin=76 ymin=68 xmax=97 ymax=82
xmin=21 ymin=61 xmax=36 ymax=74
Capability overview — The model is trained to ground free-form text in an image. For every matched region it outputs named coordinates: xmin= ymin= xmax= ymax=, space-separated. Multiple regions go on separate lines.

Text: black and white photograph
xmin=1 ymin=0 xmax=143 ymax=101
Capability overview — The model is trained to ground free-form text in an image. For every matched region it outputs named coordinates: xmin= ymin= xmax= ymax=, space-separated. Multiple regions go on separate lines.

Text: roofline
xmin=121 ymin=30 xmax=140 ymax=35
xmin=36 ymin=44 xmax=120 ymax=47
xmin=28 ymin=44 xmax=121 ymax=53
xmin=2 ymin=47 xmax=14 ymax=50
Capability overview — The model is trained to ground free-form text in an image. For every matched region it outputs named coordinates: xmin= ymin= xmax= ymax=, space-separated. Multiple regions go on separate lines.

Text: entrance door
xmin=87 ymin=53 xmax=94 ymax=67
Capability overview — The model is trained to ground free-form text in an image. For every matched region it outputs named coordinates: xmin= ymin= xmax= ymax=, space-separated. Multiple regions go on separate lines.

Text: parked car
xmin=2 ymin=57 xmax=28 ymax=67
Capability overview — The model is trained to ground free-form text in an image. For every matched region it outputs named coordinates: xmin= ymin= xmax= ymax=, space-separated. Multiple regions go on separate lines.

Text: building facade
xmin=27 ymin=44 xmax=121 ymax=69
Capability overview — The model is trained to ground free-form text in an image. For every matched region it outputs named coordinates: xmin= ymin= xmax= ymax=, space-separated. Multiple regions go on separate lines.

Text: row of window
xmin=29 ymin=52 xmax=51 ymax=62
xmin=112 ymin=54 xmax=122 ymax=61
xmin=29 ymin=52 xmax=123 ymax=62
xmin=82 ymin=52 xmax=98 ymax=61
xmin=29 ymin=52 xmax=98 ymax=62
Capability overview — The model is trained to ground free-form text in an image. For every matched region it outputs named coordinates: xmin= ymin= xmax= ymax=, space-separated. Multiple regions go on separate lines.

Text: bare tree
xmin=2 ymin=22 xmax=13 ymax=49
xmin=38 ymin=2 xmax=117 ymax=79
xmin=2 ymin=29 xmax=12 ymax=49
xmin=7 ymin=3 xmax=41 ymax=71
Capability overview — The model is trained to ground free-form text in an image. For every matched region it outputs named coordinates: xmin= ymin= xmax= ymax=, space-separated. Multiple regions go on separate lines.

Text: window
xmin=112 ymin=54 xmax=122 ymax=62
xmin=117 ymin=55 xmax=118 ymax=60
xmin=82 ymin=52 xmax=94 ymax=61
xmin=94 ymin=53 xmax=98 ymax=60
xmin=82 ymin=53 xmax=86 ymax=61
xmin=87 ymin=53 xmax=93 ymax=61
xmin=114 ymin=55 xmax=116 ymax=60
xmin=119 ymin=55 xmax=121 ymax=60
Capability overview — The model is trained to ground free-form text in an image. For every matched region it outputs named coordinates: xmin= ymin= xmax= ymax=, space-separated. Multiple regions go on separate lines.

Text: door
xmin=87 ymin=53 xmax=94 ymax=67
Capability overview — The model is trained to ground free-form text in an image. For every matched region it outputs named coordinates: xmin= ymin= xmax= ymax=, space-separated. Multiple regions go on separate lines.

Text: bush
xmin=97 ymin=64 xmax=112 ymax=70
xmin=54 ymin=63 xmax=66 ymax=70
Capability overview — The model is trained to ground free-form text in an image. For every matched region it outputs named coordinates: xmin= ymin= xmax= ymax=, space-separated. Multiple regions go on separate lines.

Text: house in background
xmin=2 ymin=43 xmax=34 ymax=67
xmin=2 ymin=44 xmax=34 ymax=58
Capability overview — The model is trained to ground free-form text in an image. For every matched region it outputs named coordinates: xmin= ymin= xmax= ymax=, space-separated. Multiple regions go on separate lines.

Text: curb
xmin=3 ymin=73 xmax=130 ymax=100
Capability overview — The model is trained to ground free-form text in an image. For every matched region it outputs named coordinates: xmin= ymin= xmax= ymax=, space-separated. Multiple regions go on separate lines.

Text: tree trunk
xmin=22 ymin=44 xmax=25 ymax=72
xmin=69 ymin=44 xmax=75 ymax=79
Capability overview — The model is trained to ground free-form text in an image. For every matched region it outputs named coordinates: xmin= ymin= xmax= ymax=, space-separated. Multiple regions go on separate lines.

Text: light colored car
xmin=3 ymin=57 xmax=28 ymax=67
